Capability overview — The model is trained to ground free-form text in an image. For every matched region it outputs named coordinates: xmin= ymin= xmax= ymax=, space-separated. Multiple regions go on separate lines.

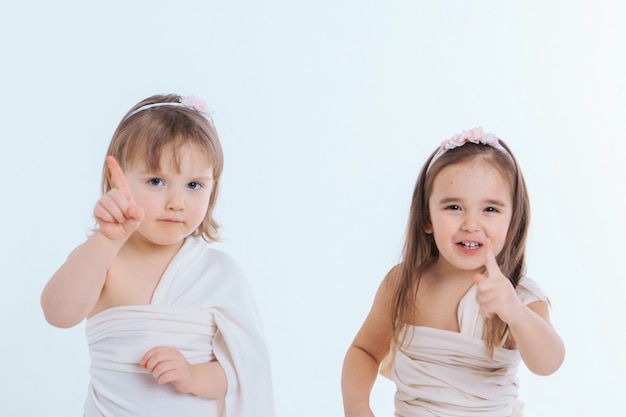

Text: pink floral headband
xmin=124 ymin=95 xmax=210 ymax=121
xmin=426 ymin=127 xmax=510 ymax=171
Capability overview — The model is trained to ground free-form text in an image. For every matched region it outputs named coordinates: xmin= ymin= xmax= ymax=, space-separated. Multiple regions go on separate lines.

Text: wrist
xmin=92 ymin=229 xmax=128 ymax=249
xmin=503 ymin=301 xmax=529 ymax=329
xmin=189 ymin=361 xmax=227 ymax=399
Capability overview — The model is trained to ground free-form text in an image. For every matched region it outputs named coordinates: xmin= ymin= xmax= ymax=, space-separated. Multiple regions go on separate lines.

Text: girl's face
xmin=124 ymin=143 xmax=214 ymax=250
xmin=426 ymin=159 xmax=513 ymax=275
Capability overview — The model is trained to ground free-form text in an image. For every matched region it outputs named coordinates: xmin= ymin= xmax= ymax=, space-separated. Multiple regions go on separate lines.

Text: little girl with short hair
xmin=41 ymin=94 xmax=274 ymax=417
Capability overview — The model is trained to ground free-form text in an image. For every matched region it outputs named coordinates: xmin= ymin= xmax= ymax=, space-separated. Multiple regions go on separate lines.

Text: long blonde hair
xmin=391 ymin=140 xmax=530 ymax=353
xmin=102 ymin=94 xmax=224 ymax=242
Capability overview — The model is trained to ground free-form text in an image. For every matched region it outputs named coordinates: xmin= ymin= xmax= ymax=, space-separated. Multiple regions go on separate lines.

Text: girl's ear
xmin=422 ymin=220 xmax=433 ymax=234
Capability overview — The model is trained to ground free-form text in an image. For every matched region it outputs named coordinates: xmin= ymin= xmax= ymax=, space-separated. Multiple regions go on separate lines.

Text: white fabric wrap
xmin=83 ymin=238 xmax=274 ymax=417
xmin=381 ymin=277 xmax=548 ymax=417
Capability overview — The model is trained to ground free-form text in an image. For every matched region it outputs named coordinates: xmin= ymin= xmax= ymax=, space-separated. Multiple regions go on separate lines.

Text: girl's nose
xmin=461 ymin=214 xmax=480 ymax=232
xmin=166 ymin=188 xmax=185 ymax=211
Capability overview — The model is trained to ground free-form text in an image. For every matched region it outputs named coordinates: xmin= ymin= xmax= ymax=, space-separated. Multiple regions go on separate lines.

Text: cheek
xmin=429 ymin=212 xmax=453 ymax=234
xmin=490 ymin=222 xmax=511 ymax=253
xmin=193 ymin=194 xmax=213 ymax=216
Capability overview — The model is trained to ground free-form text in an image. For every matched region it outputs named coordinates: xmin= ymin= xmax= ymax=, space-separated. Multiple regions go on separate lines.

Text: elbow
xmin=529 ymin=342 xmax=566 ymax=376
xmin=42 ymin=309 xmax=80 ymax=329
xmin=40 ymin=296 xmax=82 ymax=329
xmin=532 ymin=361 xmax=563 ymax=376
xmin=43 ymin=313 xmax=80 ymax=329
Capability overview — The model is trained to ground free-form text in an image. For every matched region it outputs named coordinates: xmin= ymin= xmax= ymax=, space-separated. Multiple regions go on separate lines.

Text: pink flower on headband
xmin=181 ymin=96 xmax=208 ymax=114
xmin=441 ymin=127 xmax=499 ymax=151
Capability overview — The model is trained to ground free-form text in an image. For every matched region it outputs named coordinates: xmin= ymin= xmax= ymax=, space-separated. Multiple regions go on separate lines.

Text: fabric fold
xmin=84 ymin=238 xmax=274 ymax=417
xmin=382 ymin=277 xmax=547 ymax=417
xmin=392 ymin=326 xmax=522 ymax=417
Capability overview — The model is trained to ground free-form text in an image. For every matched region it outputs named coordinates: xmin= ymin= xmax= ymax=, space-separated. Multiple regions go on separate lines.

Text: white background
xmin=1 ymin=1 xmax=624 ymax=416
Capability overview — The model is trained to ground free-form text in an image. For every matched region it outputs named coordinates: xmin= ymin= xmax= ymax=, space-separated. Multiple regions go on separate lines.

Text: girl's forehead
xmin=431 ymin=160 xmax=513 ymax=198
xmin=126 ymin=143 xmax=212 ymax=171
xmin=435 ymin=159 xmax=506 ymax=180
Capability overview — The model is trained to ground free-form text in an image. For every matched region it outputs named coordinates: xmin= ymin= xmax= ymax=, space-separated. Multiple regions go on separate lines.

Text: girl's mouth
xmin=160 ymin=218 xmax=183 ymax=223
xmin=458 ymin=241 xmax=482 ymax=250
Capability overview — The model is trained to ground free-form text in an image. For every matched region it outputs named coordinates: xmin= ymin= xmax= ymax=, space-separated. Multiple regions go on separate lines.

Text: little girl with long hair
xmin=341 ymin=128 xmax=565 ymax=417
xmin=41 ymin=94 xmax=274 ymax=417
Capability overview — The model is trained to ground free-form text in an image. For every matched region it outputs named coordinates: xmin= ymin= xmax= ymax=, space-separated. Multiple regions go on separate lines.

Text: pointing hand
xmin=93 ymin=156 xmax=144 ymax=243
xmin=473 ymin=239 xmax=524 ymax=325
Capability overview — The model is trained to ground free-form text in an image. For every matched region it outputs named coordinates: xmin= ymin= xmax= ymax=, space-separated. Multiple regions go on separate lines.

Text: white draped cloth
xmin=381 ymin=277 xmax=547 ymax=417
xmin=84 ymin=238 xmax=274 ymax=417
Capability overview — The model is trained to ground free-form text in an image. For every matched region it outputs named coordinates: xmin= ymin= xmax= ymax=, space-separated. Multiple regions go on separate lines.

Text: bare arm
xmin=506 ymin=301 xmax=565 ymax=375
xmin=342 ymin=269 xmax=397 ymax=417
xmin=341 ymin=347 xmax=380 ymax=417
xmin=41 ymin=232 xmax=125 ymax=328
xmin=40 ymin=156 xmax=143 ymax=328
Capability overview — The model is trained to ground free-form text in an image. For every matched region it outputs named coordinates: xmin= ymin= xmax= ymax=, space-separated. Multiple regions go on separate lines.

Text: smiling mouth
xmin=459 ymin=241 xmax=482 ymax=249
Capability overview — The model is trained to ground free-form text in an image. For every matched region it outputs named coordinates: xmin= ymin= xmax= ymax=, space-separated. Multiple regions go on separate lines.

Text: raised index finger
xmin=106 ymin=155 xmax=134 ymax=203
xmin=482 ymin=238 xmax=501 ymax=279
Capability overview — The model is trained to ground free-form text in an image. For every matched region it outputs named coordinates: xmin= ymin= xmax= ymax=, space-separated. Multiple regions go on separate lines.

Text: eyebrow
xmin=193 ymin=176 xmax=214 ymax=182
xmin=138 ymin=170 xmax=213 ymax=181
xmin=437 ymin=197 xmax=508 ymax=207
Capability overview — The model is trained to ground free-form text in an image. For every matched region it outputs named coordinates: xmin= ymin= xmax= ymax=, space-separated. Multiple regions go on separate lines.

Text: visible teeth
xmin=461 ymin=242 xmax=481 ymax=249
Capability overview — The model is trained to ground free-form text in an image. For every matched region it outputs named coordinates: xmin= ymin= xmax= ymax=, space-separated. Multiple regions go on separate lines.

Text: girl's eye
xmin=188 ymin=182 xmax=202 ymax=190
xmin=485 ymin=207 xmax=499 ymax=213
xmin=445 ymin=204 xmax=460 ymax=211
xmin=149 ymin=178 xmax=164 ymax=186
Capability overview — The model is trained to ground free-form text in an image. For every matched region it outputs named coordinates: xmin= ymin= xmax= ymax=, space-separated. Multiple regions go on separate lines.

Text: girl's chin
xmin=436 ymin=256 xmax=485 ymax=275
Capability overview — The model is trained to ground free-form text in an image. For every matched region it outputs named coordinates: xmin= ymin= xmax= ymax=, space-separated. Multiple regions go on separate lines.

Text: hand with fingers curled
xmin=473 ymin=239 xmax=525 ymax=326
xmin=93 ymin=156 xmax=144 ymax=243
xmin=140 ymin=346 xmax=196 ymax=394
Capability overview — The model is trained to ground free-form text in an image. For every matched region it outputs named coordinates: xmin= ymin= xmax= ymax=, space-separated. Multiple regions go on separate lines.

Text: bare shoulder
xmin=516 ymin=276 xmax=552 ymax=323
xmin=367 ymin=264 xmax=403 ymax=316
xmin=380 ymin=263 xmax=403 ymax=293
xmin=526 ymin=300 xmax=551 ymax=322
xmin=349 ymin=264 xmax=403 ymax=363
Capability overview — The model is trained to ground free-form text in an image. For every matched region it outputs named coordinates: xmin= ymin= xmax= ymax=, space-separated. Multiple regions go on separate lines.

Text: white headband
xmin=124 ymin=95 xmax=210 ymax=121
